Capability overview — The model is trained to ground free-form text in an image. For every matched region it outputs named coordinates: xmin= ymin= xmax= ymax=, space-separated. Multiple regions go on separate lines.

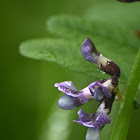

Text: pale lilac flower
xmin=54 ymin=76 xmax=118 ymax=110
xmin=54 ymin=38 xmax=120 ymax=140
xmin=86 ymin=127 xmax=100 ymax=140
xmin=54 ymin=81 xmax=93 ymax=110
xmin=74 ymin=91 xmax=116 ymax=140
xmin=82 ymin=38 xmax=120 ymax=77
xmin=73 ymin=109 xmax=111 ymax=128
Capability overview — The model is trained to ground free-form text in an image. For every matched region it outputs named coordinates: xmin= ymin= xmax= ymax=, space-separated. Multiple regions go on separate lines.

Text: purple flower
xmin=74 ymin=108 xmax=110 ymax=140
xmin=54 ymin=38 xmax=120 ymax=140
xmin=57 ymin=94 xmax=82 ymax=110
xmin=82 ymin=38 xmax=99 ymax=63
xmin=73 ymin=109 xmax=111 ymax=128
xmin=54 ymin=76 xmax=118 ymax=110
xmin=73 ymin=91 xmax=116 ymax=140
xmin=54 ymin=81 xmax=93 ymax=110
xmin=82 ymin=38 xmax=120 ymax=77
xmin=73 ymin=97 xmax=113 ymax=128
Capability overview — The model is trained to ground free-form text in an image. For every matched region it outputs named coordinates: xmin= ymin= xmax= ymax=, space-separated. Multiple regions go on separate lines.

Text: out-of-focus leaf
xmin=20 ymin=38 xmax=108 ymax=81
xmin=20 ymin=37 xmax=137 ymax=83
xmin=47 ymin=15 xmax=140 ymax=49
xmin=85 ymin=1 xmax=140 ymax=30
xmin=40 ymin=100 xmax=73 ymax=140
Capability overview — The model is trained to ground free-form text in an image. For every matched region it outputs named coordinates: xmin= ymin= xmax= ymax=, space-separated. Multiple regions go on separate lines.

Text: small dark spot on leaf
xmin=136 ymin=31 xmax=140 ymax=39
xmin=133 ymin=100 xmax=140 ymax=110
xmin=118 ymin=0 xmax=140 ymax=2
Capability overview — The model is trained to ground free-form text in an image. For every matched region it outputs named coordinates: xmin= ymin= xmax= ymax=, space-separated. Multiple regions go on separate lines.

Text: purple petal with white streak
xmin=89 ymin=82 xmax=112 ymax=99
xmin=54 ymin=81 xmax=79 ymax=97
xmin=82 ymin=38 xmax=99 ymax=63
xmin=54 ymin=81 xmax=77 ymax=91
xmin=55 ymin=81 xmax=93 ymax=103
xmin=74 ymin=109 xmax=111 ymax=128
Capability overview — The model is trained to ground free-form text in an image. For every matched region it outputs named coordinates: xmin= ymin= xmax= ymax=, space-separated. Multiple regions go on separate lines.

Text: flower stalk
xmin=110 ymin=48 xmax=140 ymax=140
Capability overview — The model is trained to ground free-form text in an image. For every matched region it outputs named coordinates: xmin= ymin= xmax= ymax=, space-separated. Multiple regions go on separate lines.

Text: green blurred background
xmin=1 ymin=0 xmax=140 ymax=140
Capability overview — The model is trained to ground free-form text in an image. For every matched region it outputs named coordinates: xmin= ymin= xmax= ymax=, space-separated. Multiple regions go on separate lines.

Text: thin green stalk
xmin=110 ymin=48 xmax=140 ymax=140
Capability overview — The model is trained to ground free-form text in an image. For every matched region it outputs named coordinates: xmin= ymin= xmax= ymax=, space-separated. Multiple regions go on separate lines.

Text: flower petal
xmin=82 ymin=38 xmax=121 ymax=77
xmin=79 ymin=87 xmax=93 ymax=103
xmin=54 ymin=81 xmax=77 ymax=91
xmin=58 ymin=95 xmax=82 ymax=110
xmin=73 ymin=109 xmax=94 ymax=126
xmin=89 ymin=82 xmax=112 ymax=100
xmin=94 ymin=88 xmax=105 ymax=101
xmin=55 ymin=81 xmax=93 ymax=103
xmin=82 ymin=38 xmax=99 ymax=63
xmin=86 ymin=127 xmax=100 ymax=140
xmin=74 ymin=109 xmax=111 ymax=128
xmin=94 ymin=113 xmax=111 ymax=127
xmin=54 ymin=81 xmax=79 ymax=97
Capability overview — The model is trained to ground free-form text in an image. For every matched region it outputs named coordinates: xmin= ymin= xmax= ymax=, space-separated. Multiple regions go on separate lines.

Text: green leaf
xmin=110 ymin=48 xmax=140 ymax=140
xmin=20 ymin=15 xmax=139 ymax=83
xmin=40 ymin=100 xmax=73 ymax=140
xmin=46 ymin=15 xmax=139 ymax=83
xmin=20 ymin=37 xmax=137 ymax=83
xmin=47 ymin=15 xmax=140 ymax=49
xmin=20 ymin=38 xmax=108 ymax=81
xmin=85 ymin=1 xmax=140 ymax=30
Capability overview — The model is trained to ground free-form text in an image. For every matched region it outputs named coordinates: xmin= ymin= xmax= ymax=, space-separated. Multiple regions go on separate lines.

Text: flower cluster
xmin=54 ymin=38 xmax=120 ymax=140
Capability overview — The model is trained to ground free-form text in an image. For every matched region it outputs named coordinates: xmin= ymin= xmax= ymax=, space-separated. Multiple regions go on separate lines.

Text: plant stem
xmin=110 ymin=48 xmax=140 ymax=140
